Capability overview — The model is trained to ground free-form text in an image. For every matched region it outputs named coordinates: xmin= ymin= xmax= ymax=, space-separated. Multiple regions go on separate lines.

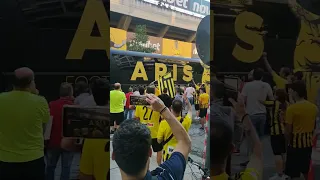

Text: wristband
xmin=241 ymin=114 xmax=249 ymax=123
xmin=160 ymin=107 xmax=167 ymax=114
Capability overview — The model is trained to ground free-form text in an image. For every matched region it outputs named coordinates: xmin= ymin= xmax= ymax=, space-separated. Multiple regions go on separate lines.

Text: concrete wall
xmin=110 ymin=0 xmax=202 ymax=31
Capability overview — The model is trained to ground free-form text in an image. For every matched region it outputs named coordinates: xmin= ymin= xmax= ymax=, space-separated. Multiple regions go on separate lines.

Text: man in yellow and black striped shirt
xmin=285 ymin=81 xmax=318 ymax=179
xmin=194 ymin=89 xmax=200 ymax=119
xmin=266 ymin=89 xmax=289 ymax=180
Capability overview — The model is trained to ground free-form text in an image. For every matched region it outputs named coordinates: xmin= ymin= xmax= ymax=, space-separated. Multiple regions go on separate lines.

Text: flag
xmin=158 ymin=72 xmax=175 ymax=98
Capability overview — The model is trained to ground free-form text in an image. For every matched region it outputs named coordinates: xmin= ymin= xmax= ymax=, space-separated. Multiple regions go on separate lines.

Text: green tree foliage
xmin=127 ymin=25 xmax=156 ymax=53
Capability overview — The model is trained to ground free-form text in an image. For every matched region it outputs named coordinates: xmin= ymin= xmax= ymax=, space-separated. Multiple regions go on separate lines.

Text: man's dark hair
xmin=200 ymin=87 xmax=206 ymax=93
xmin=75 ymin=81 xmax=89 ymax=94
xmin=113 ymin=120 xmax=152 ymax=176
xmin=139 ymin=87 xmax=145 ymax=95
xmin=172 ymin=100 xmax=183 ymax=114
xmin=91 ymin=78 xmax=109 ymax=106
xmin=253 ymin=68 xmax=264 ymax=80
xmin=59 ymin=82 xmax=73 ymax=97
xmin=290 ymin=80 xmax=307 ymax=99
xmin=146 ymin=86 xmax=155 ymax=94
xmin=294 ymin=71 xmax=303 ymax=80
xmin=211 ymin=79 xmax=224 ymax=99
xmin=210 ymin=120 xmax=233 ymax=165
xmin=13 ymin=75 xmax=33 ymax=89
xmin=176 ymin=87 xmax=182 ymax=95
xmin=163 ymin=88 xmax=168 ymax=94
xmin=281 ymin=67 xmax=291 ymax=77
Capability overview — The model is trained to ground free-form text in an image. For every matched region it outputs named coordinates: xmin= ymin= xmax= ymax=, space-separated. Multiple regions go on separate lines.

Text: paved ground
xmin=231 ymin=137 xmax=277 ymax=180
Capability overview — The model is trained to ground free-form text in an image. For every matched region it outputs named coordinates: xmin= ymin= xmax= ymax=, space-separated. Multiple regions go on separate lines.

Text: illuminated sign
xmin=139 ymin=0 xmax=210 ymax=18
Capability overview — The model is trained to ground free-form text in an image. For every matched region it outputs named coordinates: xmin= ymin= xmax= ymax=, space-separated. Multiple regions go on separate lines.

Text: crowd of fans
xmin=0 ymin=67 xmax=210 ymax=180
xmin=110 ymin=80 xmax=210 ymax=178
xmin=211 ymin=52 xmax=320 ymax=180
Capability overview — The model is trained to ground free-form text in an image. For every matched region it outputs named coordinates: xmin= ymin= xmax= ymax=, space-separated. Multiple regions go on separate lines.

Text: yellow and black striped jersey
xmin=270 ymin=101 xmax=288 ymax=136
xmin=285 ymin=100 xmax=318 ymax=148
xmin=194 ymin=92 xmax=200 ymax=105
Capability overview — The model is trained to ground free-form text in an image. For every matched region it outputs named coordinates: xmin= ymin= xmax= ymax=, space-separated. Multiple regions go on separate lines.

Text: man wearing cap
xmin=0 ymin=67 xmax=50 ymax=179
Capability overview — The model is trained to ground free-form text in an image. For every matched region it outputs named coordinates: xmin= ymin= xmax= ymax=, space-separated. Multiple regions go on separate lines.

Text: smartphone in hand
xmin=130 ymin=95 xmax=150 ymax=106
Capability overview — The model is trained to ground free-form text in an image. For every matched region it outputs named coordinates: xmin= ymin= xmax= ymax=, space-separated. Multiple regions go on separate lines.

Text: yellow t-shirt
xmin=80 ymin=139 xmax=110 ymax=180
xmin=110 ymin=90 xmax=126 ymax=113
xmin=135 ymin=105 xmax=161 ymax=138
xmin=211 ymin=169 xmax=259 ymax=180
xmin=199 ymin=93 xmax=210 ymax=109
xmin=157 ymin=114 xmax=192 ymax=161
xmin=272 ymin=71 xmax=287 ymax=89
xmin=0 ymin=91 xmax=50 ymax=162
xmin=285 ymin=100 xmax=318 ymax=148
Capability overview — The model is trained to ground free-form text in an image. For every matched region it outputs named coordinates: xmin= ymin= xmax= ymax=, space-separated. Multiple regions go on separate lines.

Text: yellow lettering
xmin=75 ymin=76 xmax=88 ymax=85
xmin=183 ymin=65 xmax=193 ymax=82
xmin=172 ymin=64 xmax=177 ymax=81
xmin=232 ymin=12 xmax=264 ymax=63
xmin=155 ymin=63 xmax=167 ymax=81
xmin=131 ymin=61 xmax=148 ymax=81
xmin=66 ymin=0 xmax=109 ymax=59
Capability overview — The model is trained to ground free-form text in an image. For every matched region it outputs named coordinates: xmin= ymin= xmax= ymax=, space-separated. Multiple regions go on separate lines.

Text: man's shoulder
xmin=155 ymin=152 xmax=186 ymax=180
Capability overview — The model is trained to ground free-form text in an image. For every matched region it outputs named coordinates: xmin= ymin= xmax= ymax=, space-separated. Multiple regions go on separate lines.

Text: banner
xmin=138 ymin=0 xmax=210 ymax=17
xmin=162 ymin=38 xmax=192 ymax=58
xmin=127 ymin=32 xmax=163 ymax=54
xmin=110 ymin=28 xmax=127 ymax=50
xmin=158 ymin=72 xmax=176 ymax=98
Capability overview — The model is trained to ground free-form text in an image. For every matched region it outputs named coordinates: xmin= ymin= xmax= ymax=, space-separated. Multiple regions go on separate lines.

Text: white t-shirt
xmin=242 ymin=80 xmax=274 ymax=115
xmin=185 ymin=87 xmax=195 ymax=98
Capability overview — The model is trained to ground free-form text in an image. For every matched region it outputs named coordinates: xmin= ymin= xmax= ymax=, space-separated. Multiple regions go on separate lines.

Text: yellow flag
xmin=158 ymin=72 xmax=175 ymax=98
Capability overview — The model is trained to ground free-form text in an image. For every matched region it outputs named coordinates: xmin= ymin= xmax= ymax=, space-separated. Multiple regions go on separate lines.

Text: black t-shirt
xmin=158 ymin=94 xmax=173 ymax=108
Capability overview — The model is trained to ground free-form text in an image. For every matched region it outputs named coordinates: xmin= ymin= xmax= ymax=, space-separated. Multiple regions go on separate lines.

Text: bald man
xmin=110 ymin=83 xmax=126 ymax=133
xmin=0 ymin=67 xmax=50 ymax=179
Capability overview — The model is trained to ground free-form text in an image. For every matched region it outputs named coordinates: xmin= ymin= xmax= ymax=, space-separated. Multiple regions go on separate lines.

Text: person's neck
xmin=211 ymin=163 xmax=226 ymax=176
xmin=13 ymin=88 xmax=30 ymax=92
xmin=120 ymin=168 xmax=147 ymax=180
xmin=172 ymin=111 xmax=180 ymax=117
xmin=295 ymin=97 xmax=305 ymax=102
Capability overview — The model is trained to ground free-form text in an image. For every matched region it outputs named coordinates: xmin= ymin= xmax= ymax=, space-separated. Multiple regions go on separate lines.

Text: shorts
xmin=110 ymin=112 xmax=124 ymax=126
xmin=285 ymin=146 xmax=312 ymax=178
xmin=199 ymin=108 xmax=207 ymax=118
xmin=152 ymin=138 xmax=163 ymax=152
xmin=270 ymin=135 xmax=286 ymax=155
xmin=195 ymin=104 xmax=200 ymax=111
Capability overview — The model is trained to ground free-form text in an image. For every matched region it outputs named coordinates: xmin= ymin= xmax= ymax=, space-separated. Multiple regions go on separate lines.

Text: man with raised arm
xmin=113 ymin=94 xmax=191 ymax=180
